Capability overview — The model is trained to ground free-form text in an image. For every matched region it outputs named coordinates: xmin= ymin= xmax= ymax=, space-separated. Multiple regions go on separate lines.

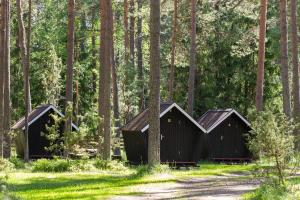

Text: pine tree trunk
xmin=137 ymin=0 xmax=144 ymax=111
xmin=124 ymin=0 xmax=129 ymax=64
xmin=148 ymin=0 xmax=161 ymax=166
xmin=290 ymin=0 xmax=300 ymax=119
xmin=16 ymin=0 xmax=31 ymax=162
xmin=168 ymin=0 xmax=177 ymax=102
xmin=129 ymin=0 xmax=135 ymax=66
xmin=99 ymin=0 xmax=112 ymax=160
xmin=279 ymin=0 xmax=292 ymax=117
xmin=256 ymin=0 xmax=268 ymax=112
xmin=91 ymin=7 xmax=97 ymax=94
xmin=0 ymin=0 xmax=5 ymax=158
xmin=187 ymin=0 xmax=196 ymax=116
xmin=64 ymin=0 xmax=75 ymax=157
xmin=3 ymin=0 xmax=10 ymax=158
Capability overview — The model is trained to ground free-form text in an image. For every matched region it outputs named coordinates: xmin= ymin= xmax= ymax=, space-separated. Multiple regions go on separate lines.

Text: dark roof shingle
xmin=122 ymin=103 xmax=173 ymax=132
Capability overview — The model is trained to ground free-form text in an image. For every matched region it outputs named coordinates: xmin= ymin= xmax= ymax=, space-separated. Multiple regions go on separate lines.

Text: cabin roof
xmin=12 ymin=104 xmax=79 ymax=131
xmin=122 ymin=102 xmax=206 ymax=133
xmin=197 ymin=109 xmax=250 ymax=133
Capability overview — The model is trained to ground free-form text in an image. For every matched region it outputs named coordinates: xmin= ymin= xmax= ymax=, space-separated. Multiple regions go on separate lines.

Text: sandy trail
xmin=110 ymin=173 xmax=260 ymax=200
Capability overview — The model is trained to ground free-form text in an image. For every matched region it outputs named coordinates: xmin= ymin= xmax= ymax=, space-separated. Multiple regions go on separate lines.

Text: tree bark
xmin=290 ymin=0 xmax=300 ymax=119
xmin=17 ymin=0 xmax=31 ymax=162
xmin=99 ymin=0 xmax=112 ymax=160
xmin=129 ymin=0 xmax=135 ymax=66
xmin=187 ymin=0 xmax=196 ymax=116
xmin=148 ymin=0 xmax=161 ymax=166
xmin=168 ymin=0 xmax=177 ymax=102
xmin=3 ymin=0 xmax=10 ymax=158
xmin=0 ymin=0 xmax=5 ymax=158
xmin=137 ymin=0 xmax=145 ymax=111
xmin=256 ymin=0 xmax=268 ymax=112
xmin=124 ymin=0 xmax=129 ymax=64
xmin=279 ymin=0 xmax=292 ymax=117
xmin=64 ymin=0 xmax=75 ymax=157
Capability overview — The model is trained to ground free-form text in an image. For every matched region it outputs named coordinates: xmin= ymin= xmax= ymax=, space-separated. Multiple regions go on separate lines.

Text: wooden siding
xmin=122 ymin=107 xmax=205 ymax=164
xmin=207 ymin=114 xmax=251 ymax=159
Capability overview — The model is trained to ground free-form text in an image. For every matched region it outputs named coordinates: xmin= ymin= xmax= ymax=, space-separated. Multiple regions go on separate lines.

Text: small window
xmin=41 ymin=132 xmax=45 ymax=137
xmin=228 ymin=123 xmax=231 ymax=127
xmin=168 ymin=118 xmax=172 ymax=123
xmin=178 ymin=120 xmax=181 ymax=125
xmin=220 ymin=135 xmax=223 ymax=141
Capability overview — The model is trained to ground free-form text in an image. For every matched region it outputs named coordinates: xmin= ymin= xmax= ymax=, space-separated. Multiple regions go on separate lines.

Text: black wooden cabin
xmin=12 ymin=105 xmax=79 ymax=159
xmin=198 ymin=109 xmax=251 ymax=162
xmin=122 ymin=103 xmax=206 ymax=165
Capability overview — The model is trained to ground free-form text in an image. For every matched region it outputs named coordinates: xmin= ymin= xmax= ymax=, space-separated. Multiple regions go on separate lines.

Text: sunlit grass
xmin=3 ymin=162 xmax=256 ymax=200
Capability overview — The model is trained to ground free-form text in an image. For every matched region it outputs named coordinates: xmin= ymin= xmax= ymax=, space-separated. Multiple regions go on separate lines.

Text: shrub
xmin=32 ymin=159 xmax=71 ymax=172
xmin=9 ymin=157 xmax=25 ymax=169
xmin=70 ymin=159 xmax=95 ymax=171
xmin=135 ymin=164 xmax=170 ymax=177
xmin=249 ymin=111 xmax=297 ymax=185
xmin=93 ymin=159 xmax=127 ymax=171
xmin=0 ymin=159 xmax=14 ymax=171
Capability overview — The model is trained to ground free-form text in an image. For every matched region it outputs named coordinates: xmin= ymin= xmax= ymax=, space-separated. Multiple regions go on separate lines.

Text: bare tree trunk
xmin=99 ymin=0 xmax=112 ymax=160
xmin=137 ymin=0 xmax=144 ymax=111
xmin=91 ymin=7 xmax=97 ymax=94
xmin=168 ymin=0 xmax=177 ymax=102
xmin=3 ymin=0 xmax=11 ymax=158
xmin=64 ymin=0 xmax=75 ymax=158
xmin=187 ymin=0 xmax=196 ymax=116
xmin=290 ymin=0 xmax=300 ymax=119
xmin=129 ymin=0 xmax=135 ymax=66
xmin=256 ymin=0 xmax=268 ymax=112
xmin=148 ymin=0 xmax=161 ymax=166
xmin=17 ymin=0 xmax=31 ymax=162
xmin=124 ymin=0 xmax=129 ymax=64
xmin=0 ymin=0 xmax=5 ymax=158
xmin=279 ymin=0 xmax=292 ymax=117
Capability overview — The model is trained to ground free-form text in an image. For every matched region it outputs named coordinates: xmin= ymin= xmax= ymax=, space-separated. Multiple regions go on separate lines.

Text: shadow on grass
xmin=7 ymin=167 xmax=175 ymax=200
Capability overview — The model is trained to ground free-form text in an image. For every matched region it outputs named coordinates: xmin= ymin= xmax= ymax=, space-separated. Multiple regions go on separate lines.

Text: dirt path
xmin=110 ymin=173 xmax=260 ymax=200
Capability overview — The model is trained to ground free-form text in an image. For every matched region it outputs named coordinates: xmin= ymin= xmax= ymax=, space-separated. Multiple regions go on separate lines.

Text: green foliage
xmin=0 ymin=159 xmax=14 ymax=172
xmin=249 ymin=111 xmax=297 ymax=185
xmin=32 ymin=159 xmax=71 ymax=172
xmin=93 ymin=158 xmax=127 ymax=171
xmin=9 ymin=157 xmax=25 ymax=169
xmin=135 ymin=165 xmax=170 ymax=177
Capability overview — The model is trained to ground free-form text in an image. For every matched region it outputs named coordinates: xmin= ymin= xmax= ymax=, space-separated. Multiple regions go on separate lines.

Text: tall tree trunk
xmin=137 ymin=0 xmax=144 ymax=111
xmin=187 ymin=0 xmax=196 ymax=116
xmin=16 ymin=0 xmax=31 ymax=162
xmin=256 ymin=0 xmax=268 ymax=112
xmin=290 ymin=0 xmax=300 ymax=119
xmin=148 ymin=0 xmax=161 ymax=166
xmin=124 ymin=0 xmax=129 ymax=63
xmin=168 ymin=0 xmax=177 ymax=101
xmin=64 ymin=0 xmax=75 ymax=158
xmin=3 ymin=0 xmax=11 ymax=158
xmin=99 ymin=0 xmax=112 ymax=160
xmin=279 ymin=0 xmax=292 ymax=117
xmin=129 ymin=0 xmax=135 ymax=66
xmin=0 ymin=0 xmax=5 ymax=158
xmin=91 ymin=6 xmax=97 ymax=94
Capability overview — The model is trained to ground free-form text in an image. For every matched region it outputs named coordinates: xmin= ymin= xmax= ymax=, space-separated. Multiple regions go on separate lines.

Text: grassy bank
xmin=1 ymin=162 xmax=256 ymax=200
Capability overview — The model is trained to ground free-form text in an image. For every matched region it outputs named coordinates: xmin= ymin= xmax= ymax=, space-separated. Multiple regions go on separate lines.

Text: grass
xmin=243 ymin=176 xmax=300 ymax=200
xmin=1 ymin=162 xmax=256 ymax=200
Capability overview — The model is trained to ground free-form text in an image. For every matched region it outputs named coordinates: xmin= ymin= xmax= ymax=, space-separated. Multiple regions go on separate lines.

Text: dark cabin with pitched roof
xmin=198 ymin=109 xmax=251 ymax=162
xmin=122 ymin=103 xmax=206 ymax=165
xmin=12 ymin=105 xmax=79 ymax=159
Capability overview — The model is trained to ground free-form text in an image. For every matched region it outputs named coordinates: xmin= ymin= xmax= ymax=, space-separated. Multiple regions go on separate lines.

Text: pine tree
xmin=137 ymin=0 xmax=144 ymax=111
xmin=148 ymin=0 xmax=161 ymax=166
xmin=256 ymin=0 xmax=268 ymax=112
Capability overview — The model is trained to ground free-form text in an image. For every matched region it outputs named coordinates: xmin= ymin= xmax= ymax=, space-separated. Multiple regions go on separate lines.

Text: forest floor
xmin=1 ymin=163 xmax=260 ymax=200
xmin=110 ymin=172 xmax=260 ymax=200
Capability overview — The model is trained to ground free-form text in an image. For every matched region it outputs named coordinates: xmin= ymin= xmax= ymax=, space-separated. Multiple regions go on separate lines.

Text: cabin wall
xmin=122 ymin=131 xmax=148 ymax=164
xmin=207 ymin=114 xmax=251 ymax=159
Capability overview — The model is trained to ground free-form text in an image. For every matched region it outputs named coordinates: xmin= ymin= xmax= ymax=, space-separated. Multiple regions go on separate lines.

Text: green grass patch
xmin=243 ymin=177 xmax=300 ymax=200
xmin=3 ymin=162 xmax=256 ymax=200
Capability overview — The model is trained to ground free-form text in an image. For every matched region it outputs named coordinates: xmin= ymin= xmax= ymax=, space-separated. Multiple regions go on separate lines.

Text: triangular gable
xmin=12 ymin=105 xmax=79 ymax=131
xmin=141 ymin=103 xmax=206 ymax=133
xmin=198 ymin=109 xmax=250 ymax=133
